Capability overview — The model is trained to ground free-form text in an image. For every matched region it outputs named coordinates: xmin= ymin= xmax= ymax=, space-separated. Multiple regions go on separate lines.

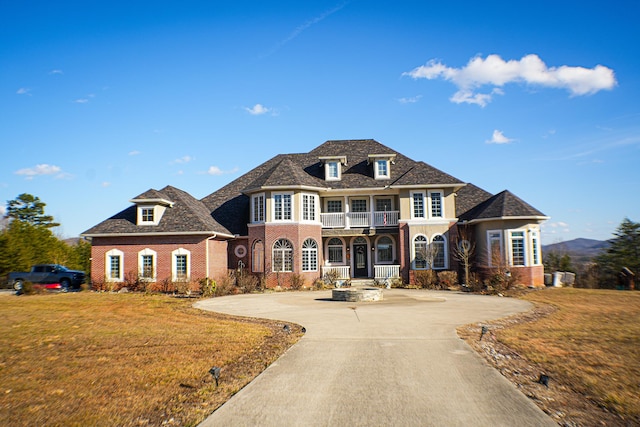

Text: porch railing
xmin=374 ymin=265 xmax=400 ymax=281
xmin=320 ymin=211 xmax=400 ymax=228
xmin=322 ymin=265 xmax=350 ymax=280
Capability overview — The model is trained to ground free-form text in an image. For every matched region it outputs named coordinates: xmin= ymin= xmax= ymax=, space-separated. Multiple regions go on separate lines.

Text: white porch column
xmin=369 ymin=194 xmax=374 ymax=227
xmin=344 ymin=195 xmax=350 ymax=229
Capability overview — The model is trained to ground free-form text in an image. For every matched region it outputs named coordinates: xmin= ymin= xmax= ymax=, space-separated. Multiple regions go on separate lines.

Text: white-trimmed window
xmin=251 ymin=193 xmax=265 ymax=223
xmin=138 ymin=248 xmax=157 ymax=280
xmin=431 ymin=235 xmax=447 ymax=269
xmin=376 ymin=198 xmax=393 ymax=212
xmin=106 ymin=249 xmax=124 ymax=282
xmin=413 ymin=235 xmax=428 ymax=269
xmin=273 ymin=193 xmax=292 ymax=221
xmin=252 ymin=240 xmax=264 ymax=273
xmin=411 ymin=191 xmax=426 ymax=219
xmin=302 ymin=194 xmax=317 ymax=222
xmin=137 ymin=205 xmax=162 ymax=225
xmin=351 ymin=199 xmax=367 ymax=212
xmin=531 ymin=230 xmax=541 ymax=265
xmin=376 ymin=236 xmax=394 ymax=263
xmin=302 ymin=239 xmax=318 ymax=272
xmin=326 ymin=200 xmax=342 ymax=213
xmin=272 ymin=239 xmax=293 ymax=272
xmin=487 ymin=230 xmax=503 ymax=267
xmin=327 ymin=237 xmax=344 ymax=264
xmin=171 ymin=248 xmax=191 ymax=281
xmin=509 ymin=231 xmax=526 ymax=266
xmin=142 ymin=207 xmax=154 ymax=222
xmin=429 ymin=191 xmax=443 ymax=218
xmin=326 ymin=161 xmax=340 ymax=180
xmin=375 ymin=160 xmax=389 ymax=179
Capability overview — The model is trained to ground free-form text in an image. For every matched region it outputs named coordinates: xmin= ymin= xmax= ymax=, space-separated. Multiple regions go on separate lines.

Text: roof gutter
xmin=459 ymin=215 xmax=550 ymax=225
xmin=81 ymin=230 xmax=236 ymax=239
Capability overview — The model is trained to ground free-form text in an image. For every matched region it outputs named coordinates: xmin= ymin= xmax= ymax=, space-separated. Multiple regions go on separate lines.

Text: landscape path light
xmin=209 ymin=366 xmax=221 ymax=387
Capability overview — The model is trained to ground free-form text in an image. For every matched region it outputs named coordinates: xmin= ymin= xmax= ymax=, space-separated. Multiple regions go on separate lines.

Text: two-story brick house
xmin=82 ymin=139 xmax=548 ymax=288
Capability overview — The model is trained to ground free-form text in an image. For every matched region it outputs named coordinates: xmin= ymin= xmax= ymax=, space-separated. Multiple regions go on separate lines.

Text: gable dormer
xmin=368 ymin=154 xmax=396 ymax=180
xmin=129 ymin=192 xmax=174 ymax=226
xmin=318 ymin=155 xmax=347 ymax=181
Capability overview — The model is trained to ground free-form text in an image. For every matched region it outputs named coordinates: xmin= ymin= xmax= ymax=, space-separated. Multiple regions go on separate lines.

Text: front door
xmin=353 ymin=242 xmax=369 ymax=277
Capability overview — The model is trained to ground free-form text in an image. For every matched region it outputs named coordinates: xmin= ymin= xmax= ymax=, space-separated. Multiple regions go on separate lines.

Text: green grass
xmin=0 ymin=292 xmax=301 ymax=426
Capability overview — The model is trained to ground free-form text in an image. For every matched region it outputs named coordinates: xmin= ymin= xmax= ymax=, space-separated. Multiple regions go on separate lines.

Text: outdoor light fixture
xmin=283 ymin=324 xmax=290 ymax=334
xmin=538 ymin=374 xmax=550 ymax=388
xmin=209 ymin=366 xmax=221 ymax=387
xmin=480 ymin=325 xmax=489 ymax=341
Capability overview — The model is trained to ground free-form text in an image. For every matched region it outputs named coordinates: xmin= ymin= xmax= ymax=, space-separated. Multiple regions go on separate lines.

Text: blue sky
xmin=1 ymin=1 xmax=638 ymax=244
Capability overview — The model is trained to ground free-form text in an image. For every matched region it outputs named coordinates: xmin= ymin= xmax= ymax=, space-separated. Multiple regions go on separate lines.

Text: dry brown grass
xmin=480 ymin=288 xmax=640 ymax=425
xmin=0 ymin=292 xmax=302 ymax=426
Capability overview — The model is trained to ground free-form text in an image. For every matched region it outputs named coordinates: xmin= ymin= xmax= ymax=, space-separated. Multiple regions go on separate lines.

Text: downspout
xmin=205 ymin=233 xmax=217 ymax=279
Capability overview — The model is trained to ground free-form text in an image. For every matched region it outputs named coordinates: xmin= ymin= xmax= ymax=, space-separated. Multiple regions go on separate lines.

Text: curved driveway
xmin=195 ymin=289 xmax=555 ymax=426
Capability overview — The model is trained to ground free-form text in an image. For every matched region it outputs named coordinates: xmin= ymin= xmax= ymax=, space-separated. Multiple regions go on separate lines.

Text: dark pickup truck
xmin=9 ymin=264 xmax=86 ymax=292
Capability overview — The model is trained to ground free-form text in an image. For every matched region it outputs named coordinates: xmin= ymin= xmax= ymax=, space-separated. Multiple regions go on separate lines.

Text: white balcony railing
xmin=322 ymin=265 xmax=350 ymax=280
xmin=374 ymin=265 xmax=400 ymax=281
xmin=348 ymin=212 xmax=370 ymax=227
xmin=373 ymin=211 xmax=399 ymax=227
xmin=320 ymin=213 xmax=345 ymax=228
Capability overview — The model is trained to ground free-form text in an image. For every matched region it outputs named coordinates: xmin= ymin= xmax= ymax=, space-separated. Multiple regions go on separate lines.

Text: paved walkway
xmin=195 ymin=289 xmax=555 ymax=427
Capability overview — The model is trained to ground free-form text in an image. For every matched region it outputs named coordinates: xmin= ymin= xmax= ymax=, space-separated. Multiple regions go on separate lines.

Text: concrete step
xmin=350 ymin=279 xmax=375 ymax=287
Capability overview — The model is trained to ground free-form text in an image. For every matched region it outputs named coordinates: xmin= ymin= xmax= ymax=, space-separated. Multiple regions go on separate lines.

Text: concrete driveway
xmin=195 ymin=289 xmax=555 ymax=426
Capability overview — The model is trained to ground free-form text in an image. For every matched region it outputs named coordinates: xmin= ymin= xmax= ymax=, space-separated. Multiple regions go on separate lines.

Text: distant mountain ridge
xmin=543 ymin=238 xmax=610 ymax=260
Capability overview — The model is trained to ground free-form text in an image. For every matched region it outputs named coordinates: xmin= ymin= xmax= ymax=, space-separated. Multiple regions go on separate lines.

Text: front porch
xmin=321 ymin=264 xmax=401 ymax=282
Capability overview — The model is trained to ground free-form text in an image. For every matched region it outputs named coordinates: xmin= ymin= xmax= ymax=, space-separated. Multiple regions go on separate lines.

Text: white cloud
xmin=404 ymin=54 xmax=616 ymax=106
xmin=15 ymin=164 xmax=67 ymax=180
xmin=205 ymin=166 xmax=239 ymax=176
xmin=128 ymin=150 xmax=141 ymax=156
xmin=486 ymin=129 xmax=515 ymax=144
xmin=101 ymin=181 xmax=111 ymax=188
xmin=245 ymin=104 xmax=271 ymax=115
xmin=73 ymin=98 xmax=89 ymax=104
xmin=16 ymin=88 xmax=31 ymax=95
xmin=172 ymin=155 xmax=193 ymax=164
xmin=397 ymin=95 xmax=422 ymax=104
xmin=0 ymin=206 xmax=6 ymax=216
xmin=49 ymin=69 xmax=63 ymax=75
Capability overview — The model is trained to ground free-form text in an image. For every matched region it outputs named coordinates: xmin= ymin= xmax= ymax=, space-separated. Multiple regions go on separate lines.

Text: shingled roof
xmin=82 ymin=185 xmax=233 ymax=237
xmin=200 ymin=139 xmax=466 ymax=236
xmin=458 ymin=190 xmax=547 ymax=222
xmin=455 ymin=183 xmax=493 ymax=217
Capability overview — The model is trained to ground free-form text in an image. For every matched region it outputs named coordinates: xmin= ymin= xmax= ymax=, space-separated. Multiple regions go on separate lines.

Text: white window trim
xmin=326 ymin=237 xmax=346 ymax=265
xmin=302 ymin=238 xmax=319 ymax=272
xmin=428 ymin=190 xmax=444 ymax=219
xmin=137 ymin=205 xmax=164 ymax=226
xmin=272 ymin=192 xmax=294 ymax=222
xmin=272 ymin=239 xmax=293 ymax=272
xmin=106 ymin=249 xmax=124 ymax=282
xmin=171 ymin=248 xmax=191 ymax=281
xmin=508 ymin=230 xmax=527 ymax=267
xmin=138 ymin=248 xmax=157 ymax=281
xmin=487 ymin=230 xmax=504 ymax=267
xmin=301 ymin=193 xmax=319 ymax=223
xmin=530 ymin=229 xmax=541 ymax=265
xmin=325 ymin=161 xmax=341 ymax=181
xmin=412 ymin=234 xmax=429 ymax=270
xmin=374 ymin=159 xmax=390 ymax=180
xmin=410 ymin=191 xmax=427 ymax=219
xmin=430 ymin=234 xmax=448 ymax=270
xmin=375 ymin=235 xmax=395 ymax=264
xmin=251 ymin=193 xmax=265 ymax=224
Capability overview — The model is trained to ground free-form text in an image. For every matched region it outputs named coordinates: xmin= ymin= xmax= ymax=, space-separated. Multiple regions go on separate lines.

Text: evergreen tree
xmin=6 ymin=193 xmax=60 ymax=228
xmin=595 ymin=218 xmax=640 ymax=288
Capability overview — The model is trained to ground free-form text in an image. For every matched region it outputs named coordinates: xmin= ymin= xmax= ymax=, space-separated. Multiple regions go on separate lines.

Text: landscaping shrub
xmin=415 ymin=270 xmax=438 ymax=289
xmin=437 ymin=270 xmax=458 ymax=289
xmin=199 ymin=278 xmax=216 ymax=297
xmin=289 ymin=273 xmax=305 ymax=290
xmin=235 ymin=271 xmax=260 ymax=293
xmin=215 ymin=274 xmax=237 ymax=297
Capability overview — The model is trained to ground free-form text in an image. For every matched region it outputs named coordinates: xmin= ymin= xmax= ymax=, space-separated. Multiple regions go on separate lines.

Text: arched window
xmin=431 ymin=235 xmax=447 ymax=269
xmin=302 ymin=239 xmax=318 ymax=272
xmin=413 ymin=235 xmax=428 ymax=269
xmin=327 ymin=237 xmax=344 ymax=264
xmin=376 ymin=236 xmax=393 ymax=263
xmin=252 ymin=240 xmax=264 ymax=273
xmin=272 ymin=239 xmax=293 ymax=272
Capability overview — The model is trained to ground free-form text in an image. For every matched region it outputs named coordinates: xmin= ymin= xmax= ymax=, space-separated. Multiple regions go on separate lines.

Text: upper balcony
xmin=320 ymin=211 xmax=399 ymax=229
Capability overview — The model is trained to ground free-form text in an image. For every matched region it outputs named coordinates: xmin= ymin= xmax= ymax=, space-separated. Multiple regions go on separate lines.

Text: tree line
xmin=0 ymin=194 xmax=91 ymax=283
xmin=544 ymin=217 xmax=639 ymax=289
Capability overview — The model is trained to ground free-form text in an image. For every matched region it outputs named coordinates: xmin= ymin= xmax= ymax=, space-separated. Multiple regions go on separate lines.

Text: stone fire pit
xmin=332 ymin=287 xmax=383 ymax=302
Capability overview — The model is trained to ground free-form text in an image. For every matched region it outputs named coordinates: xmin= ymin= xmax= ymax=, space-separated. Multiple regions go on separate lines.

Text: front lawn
xmin=0 ymin=292 xmax=302 ymax=426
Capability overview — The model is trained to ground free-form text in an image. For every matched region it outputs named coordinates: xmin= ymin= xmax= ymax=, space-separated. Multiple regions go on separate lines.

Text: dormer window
xmin=319 ymin=156 xmax=347 ymax=181
xmin=141 ymin=207 xmax=154 ymax=222
xmin=368 ymin=154 xmax=396 ymax=180
xmin=130 ymin=195 xmax=174 ymax=226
